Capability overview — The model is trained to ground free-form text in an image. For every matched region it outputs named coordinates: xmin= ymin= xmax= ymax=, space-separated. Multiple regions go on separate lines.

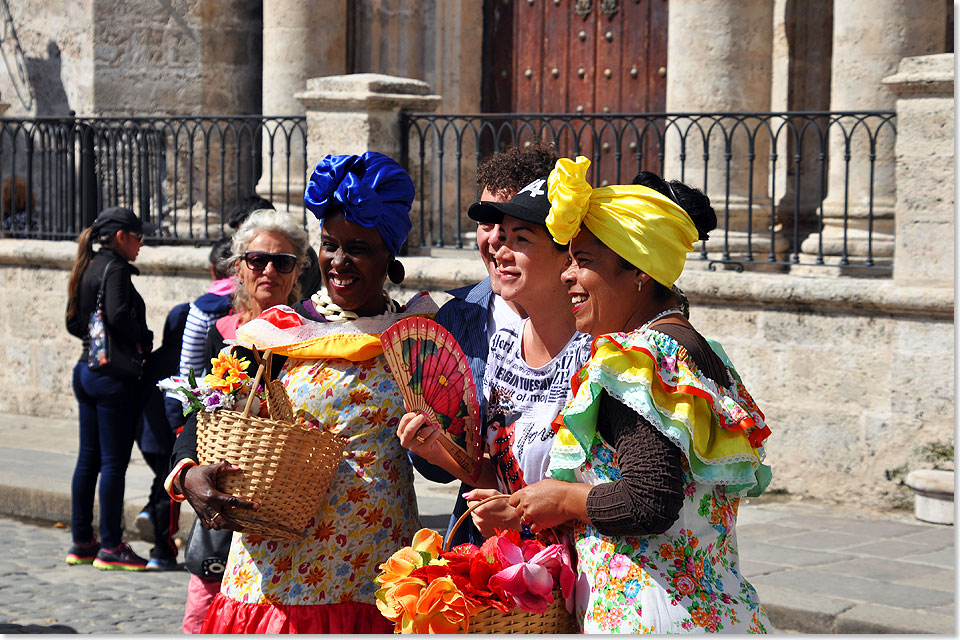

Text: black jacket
xmin=66 ymin=247 xmax=153 ymax=363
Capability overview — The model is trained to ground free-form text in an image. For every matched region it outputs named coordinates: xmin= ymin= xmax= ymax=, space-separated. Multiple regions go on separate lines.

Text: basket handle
xmin=443 ymin=494 xmax=558 ymax=552
xmin=242 ymin=348 xmax=272 ymax=418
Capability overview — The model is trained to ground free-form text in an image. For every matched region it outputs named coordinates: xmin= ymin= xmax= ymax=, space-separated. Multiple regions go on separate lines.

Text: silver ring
xmin=210 ymin=512 xmax=221 ymax=521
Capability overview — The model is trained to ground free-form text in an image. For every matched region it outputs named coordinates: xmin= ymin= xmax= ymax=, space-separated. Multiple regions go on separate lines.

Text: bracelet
xmin=164 ymin=458 xmax=197 ymax=502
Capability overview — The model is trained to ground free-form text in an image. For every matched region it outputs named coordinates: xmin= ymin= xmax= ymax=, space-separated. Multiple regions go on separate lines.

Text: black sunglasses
xmin=242 ymin=251 xmax=298 ymax=274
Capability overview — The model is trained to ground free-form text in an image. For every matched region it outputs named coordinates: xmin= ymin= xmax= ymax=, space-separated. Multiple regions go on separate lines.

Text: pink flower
xmin=488 ymin=537 xmax=556 ymax=614
xmin=609 ymin=553 xmax=631 ymax=579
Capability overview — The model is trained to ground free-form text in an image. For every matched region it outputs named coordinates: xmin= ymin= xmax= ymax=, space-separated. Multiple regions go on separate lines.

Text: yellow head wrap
xmin=546 ymin=156 xmax=699 ymax=287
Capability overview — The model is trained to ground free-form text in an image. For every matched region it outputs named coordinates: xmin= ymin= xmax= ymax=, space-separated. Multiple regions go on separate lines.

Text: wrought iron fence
xmin=0 ymin=115 xmax=307 ymax=242
xmin=401 ymin=111 xmax=897 ymax=272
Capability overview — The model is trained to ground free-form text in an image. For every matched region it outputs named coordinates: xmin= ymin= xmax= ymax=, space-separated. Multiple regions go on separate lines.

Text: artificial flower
xmin=375 ymin=575 xmax=426 ymax=626
xmin=488 ymin=537 xmax=556 ymax=613
xmin=403 ymin=576 xmax=474 ymax=634
xmin=374 ymin=527 xmax=575 ymax=632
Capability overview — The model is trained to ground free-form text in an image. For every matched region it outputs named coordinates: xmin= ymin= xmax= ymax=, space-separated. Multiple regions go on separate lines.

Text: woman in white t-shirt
xmin=398 ymin=176 xmax=591 ymax=536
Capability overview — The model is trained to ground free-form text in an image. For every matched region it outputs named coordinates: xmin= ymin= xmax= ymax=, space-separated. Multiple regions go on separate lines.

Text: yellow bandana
xmin=546 ymin=156 xmax=699 ymax=287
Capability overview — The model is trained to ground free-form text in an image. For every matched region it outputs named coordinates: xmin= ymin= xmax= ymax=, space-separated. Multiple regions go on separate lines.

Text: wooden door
xmin=483 ymin=0 xmax=668 ymax=185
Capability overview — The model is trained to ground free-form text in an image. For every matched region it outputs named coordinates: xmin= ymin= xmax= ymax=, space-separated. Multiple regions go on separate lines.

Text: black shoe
xmin=93 ymin=542 xmax=148 ymax=571
xmin=65 ymin=539 xmax=100 ymax=565
xmin=134 ymin=510 xmax=155 ymax=543
xmin=146 ymin=557 xmax=180 ymax=571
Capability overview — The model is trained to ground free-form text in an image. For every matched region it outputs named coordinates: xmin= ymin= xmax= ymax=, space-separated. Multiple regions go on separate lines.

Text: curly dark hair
xmin=476 ymin=141 xmax=559 ymax=199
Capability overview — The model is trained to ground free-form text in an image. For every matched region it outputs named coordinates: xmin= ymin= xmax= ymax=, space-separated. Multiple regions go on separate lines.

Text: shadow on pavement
xmin=0 ymin=623 xmax=77 ymax=633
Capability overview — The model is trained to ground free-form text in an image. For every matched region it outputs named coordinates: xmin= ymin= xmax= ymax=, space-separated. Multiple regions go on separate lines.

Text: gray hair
xmin=226 ymin=208 xmax=309 ymax=313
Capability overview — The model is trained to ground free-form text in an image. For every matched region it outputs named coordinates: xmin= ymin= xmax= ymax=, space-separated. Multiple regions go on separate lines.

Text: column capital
xmin=296 ymin=74 xmax=442 ymax=113
xmin=882 ymin=53 xmax=954 ymax=98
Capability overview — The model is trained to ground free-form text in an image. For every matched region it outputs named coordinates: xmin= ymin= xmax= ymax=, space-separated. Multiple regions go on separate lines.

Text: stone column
xmin=882 ymin=54 xmax=954 ymax=287
xmin=256 ymin=0 xmax=347 ymax=211
xmin=800 ymin=0 xmax=944 ymax=268
xmin=295 ymin=73 xmax=441 ymax=249
xmin=665 ymin=0 xmax=785 ymax=267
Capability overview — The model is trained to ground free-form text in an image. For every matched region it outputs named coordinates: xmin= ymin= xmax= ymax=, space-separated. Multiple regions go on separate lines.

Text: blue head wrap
xmin=303 ymin=152 xmax=415 ymax=257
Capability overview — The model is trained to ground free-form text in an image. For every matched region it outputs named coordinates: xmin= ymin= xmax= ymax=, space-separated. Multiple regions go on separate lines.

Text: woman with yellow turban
xmin=508 ymin=157 xmax=772 ymax=633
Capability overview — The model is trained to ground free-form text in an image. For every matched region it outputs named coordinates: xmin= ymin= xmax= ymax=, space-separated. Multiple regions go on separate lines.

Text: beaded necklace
xmin=309 ymin=287 xmax=399 ymax=323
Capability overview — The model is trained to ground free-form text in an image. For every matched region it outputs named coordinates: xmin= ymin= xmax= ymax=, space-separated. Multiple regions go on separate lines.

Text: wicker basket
xmin=444 ymin=495 xmax=579 ymax=635
xmin=196 ymin=349 xmax=347 ymax=540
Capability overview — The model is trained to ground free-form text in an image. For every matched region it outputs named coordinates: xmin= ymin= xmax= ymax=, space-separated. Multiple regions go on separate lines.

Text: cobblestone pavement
xmin=0 ymin=516 xmax=189 ymax=634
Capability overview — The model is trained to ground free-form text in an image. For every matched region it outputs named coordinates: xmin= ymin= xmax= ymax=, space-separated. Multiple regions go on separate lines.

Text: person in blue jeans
xmin=65 ymin=206 xmax=154 ymax=570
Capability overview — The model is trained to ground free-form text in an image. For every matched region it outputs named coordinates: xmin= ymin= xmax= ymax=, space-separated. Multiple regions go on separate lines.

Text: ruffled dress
xmin=200 ymin=293 xmax=438 ymax=634
xmin=549 ymin=327 xmax=772 ymax=634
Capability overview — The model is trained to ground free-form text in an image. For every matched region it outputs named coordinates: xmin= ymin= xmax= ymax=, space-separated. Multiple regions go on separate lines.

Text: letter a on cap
xmin=517 ymin=178 xmax=546 ymax=199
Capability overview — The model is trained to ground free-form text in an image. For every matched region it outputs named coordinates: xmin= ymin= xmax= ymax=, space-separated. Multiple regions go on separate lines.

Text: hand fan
xmin=380 ymin=317 xmax=482 ymax=480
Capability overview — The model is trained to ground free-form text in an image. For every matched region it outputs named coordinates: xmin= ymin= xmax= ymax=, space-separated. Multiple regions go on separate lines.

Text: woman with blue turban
xmin=168 ymin=152 xmax=438 ymax=633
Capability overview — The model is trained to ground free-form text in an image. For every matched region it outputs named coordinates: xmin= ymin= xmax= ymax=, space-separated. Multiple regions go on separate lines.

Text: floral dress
xmin=219 ymin=354 xmax=420 ymax=607
xmin=201 ymin=294 xmax=437 ymax=633
xmin=549 ymin=328 xmax=773 ymax=634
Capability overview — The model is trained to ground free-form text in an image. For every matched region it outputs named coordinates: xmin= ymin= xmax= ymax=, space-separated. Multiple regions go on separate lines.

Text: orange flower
xmin=303 ymin=565 xmax=326 ymax=588
xmin=377 ymin=547 xmax=426 ymax=590
xmin=367 ymin=407 xmax=390 ymax=426
xmin=345 ymin=486 xmax=369 ymax=502
xmin=273 ymin=554 xmax=293 ymax=574
xmin=375 ymin=576 xmax=427 ymax=625
xmin=349 ymin=388 xmax=372 ymax=404
xmin=405 ymin=576 xmax=475 ymax=634
xmin=411 ymin=528 xmax=443 ymax=558
xmin=350 ymin=552 xmax=370 ymax=572
xmin=673 ymin=571 xmax=697 ymax=596
xmin=690 ymin=606 xmax=711 ymax=627
xmin=659 ymin=543 xmax=675 ymax=559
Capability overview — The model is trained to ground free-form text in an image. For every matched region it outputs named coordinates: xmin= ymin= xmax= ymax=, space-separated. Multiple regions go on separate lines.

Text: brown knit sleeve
xmin=585 ymin=392 xmax=685 ymax=536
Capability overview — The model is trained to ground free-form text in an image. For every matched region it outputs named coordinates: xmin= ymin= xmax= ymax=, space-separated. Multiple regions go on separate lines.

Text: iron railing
xmin=401 ymin=111 xmax=897 ymax=272
xmin=0 ymin=115 xmax=307 ymax=242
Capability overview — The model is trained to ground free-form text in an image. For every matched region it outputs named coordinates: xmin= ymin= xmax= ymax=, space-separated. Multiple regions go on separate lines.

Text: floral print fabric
xmin=220 ymin=354 xmax=420 ymax=608
xmin=574 ymin=439 xmax=770 ymax=634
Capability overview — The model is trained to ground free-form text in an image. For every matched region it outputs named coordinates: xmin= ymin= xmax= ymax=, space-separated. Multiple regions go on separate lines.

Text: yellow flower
xmin=204 ymin=352 xmax=251 ymax=393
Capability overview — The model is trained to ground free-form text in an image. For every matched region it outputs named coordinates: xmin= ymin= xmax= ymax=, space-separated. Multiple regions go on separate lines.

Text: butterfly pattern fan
xmin=380 ymin=317 xmax=482 ymax=480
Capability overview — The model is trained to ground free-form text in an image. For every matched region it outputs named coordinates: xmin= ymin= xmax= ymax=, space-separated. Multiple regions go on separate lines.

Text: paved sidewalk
xmin=0 ymin=412 xmax=954 ymax=634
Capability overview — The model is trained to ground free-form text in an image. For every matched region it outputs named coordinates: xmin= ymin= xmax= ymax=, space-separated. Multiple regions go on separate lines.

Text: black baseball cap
xmin=467 ymin=176 xmax=551 ymax=226
xmin=91 ymin=206 xmax=157 ymax=236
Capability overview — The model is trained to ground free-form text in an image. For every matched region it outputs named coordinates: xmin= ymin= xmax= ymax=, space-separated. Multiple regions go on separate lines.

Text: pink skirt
xmin=200 ymin=593 xmax=393 ymax=634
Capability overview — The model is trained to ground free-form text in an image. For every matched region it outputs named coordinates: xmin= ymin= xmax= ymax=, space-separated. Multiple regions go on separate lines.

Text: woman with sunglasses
xmin=176 ymin=208 xmax=308 ymax=633
xmin=508 ymin=157 xmax=772 ymax=633
xmin=65 ymin=206 xmax=153 ymax=570
xmin=166 ymin=152 xmax=438 ymax=634
xmin=200 ymin=208 xmax=308 ymax=361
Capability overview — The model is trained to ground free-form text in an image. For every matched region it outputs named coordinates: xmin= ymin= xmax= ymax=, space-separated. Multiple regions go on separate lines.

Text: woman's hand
xmin=396 ymin=412 xmax=446 ymax=464
xmin=464 ymin=488 xmax=522 ymax=538
xmin=181 ymin=461 xmax=259 ymax=532
xmin=508 ymin=479 xmax=591 ymax=535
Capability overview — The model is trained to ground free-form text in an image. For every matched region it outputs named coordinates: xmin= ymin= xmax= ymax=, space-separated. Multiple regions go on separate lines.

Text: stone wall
xmin=5 ymin=238 xmax=951 ymax=511
xmin=0 ymin=0 xmax=94 ymax=117
xmin=91 ymin=0 xmax=262 ymax=116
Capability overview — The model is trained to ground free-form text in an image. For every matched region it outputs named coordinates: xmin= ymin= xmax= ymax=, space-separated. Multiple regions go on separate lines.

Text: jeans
xmin=71 ymin=361 xmax=140 ymax=549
